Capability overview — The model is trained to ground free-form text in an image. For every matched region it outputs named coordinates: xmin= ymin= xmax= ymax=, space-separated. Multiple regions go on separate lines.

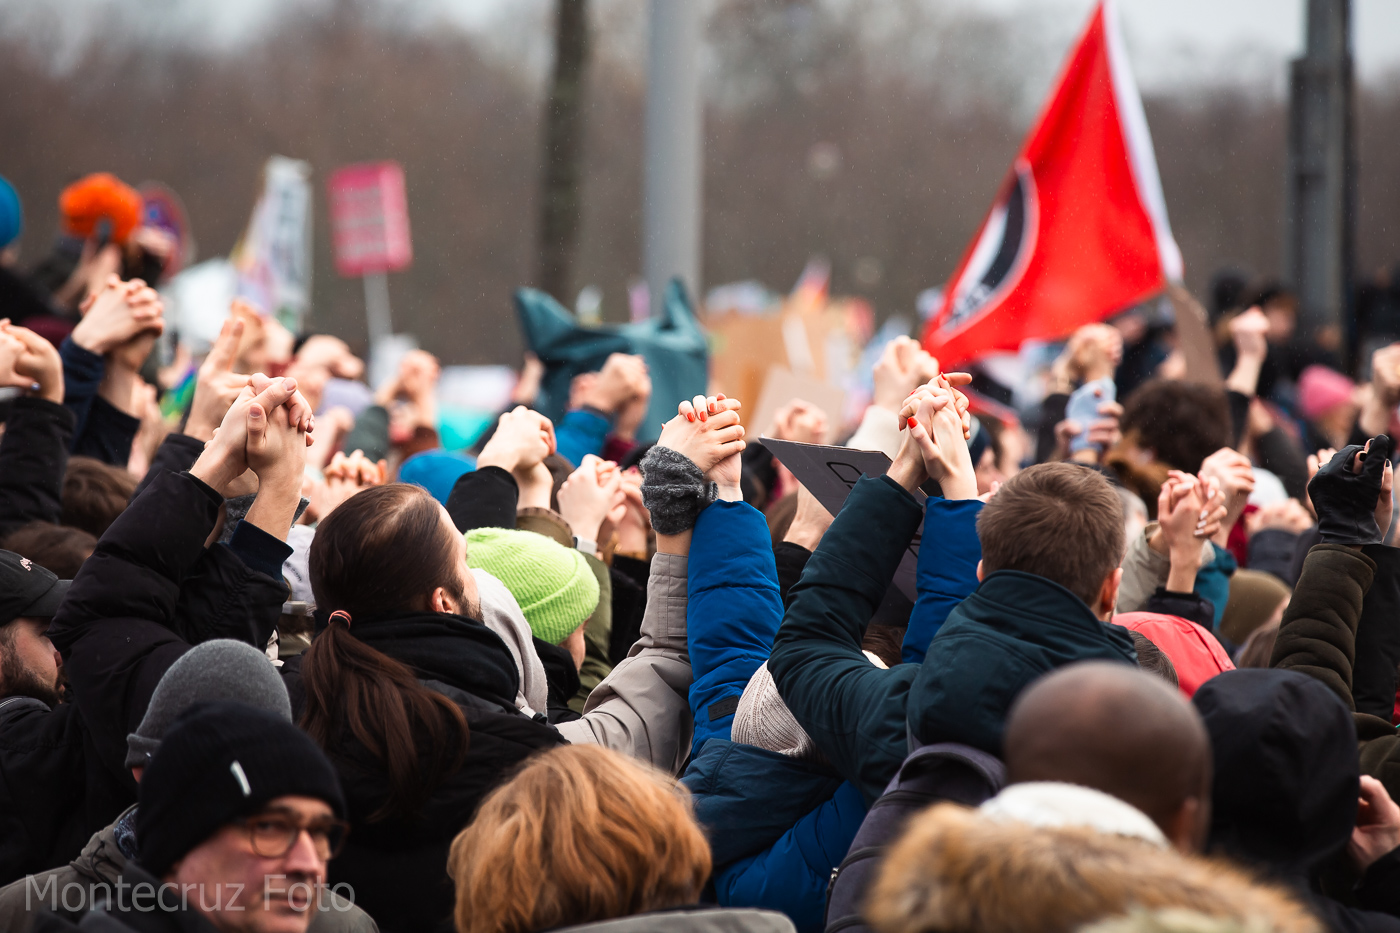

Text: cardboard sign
xmin=1166 ymin=283 xmax=1223 ymax=387
xmin=328 ymin=161 xmax=413 ymax=277
xmin=759 ymin=436 xmax=923 ymax=600
xmin=751 ymin=368 xmax=847 ymax=444
xmin=231 ymin=156 xmax=313 ymax=331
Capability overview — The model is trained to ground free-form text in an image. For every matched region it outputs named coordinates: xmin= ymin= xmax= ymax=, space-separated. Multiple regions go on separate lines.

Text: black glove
xmin=1308 ymin=435 xmax=1392 ymax=546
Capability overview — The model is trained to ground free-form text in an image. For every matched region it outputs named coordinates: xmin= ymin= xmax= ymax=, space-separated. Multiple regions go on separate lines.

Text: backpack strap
xmin=897 ymin=741 xmax=1006 ymax=790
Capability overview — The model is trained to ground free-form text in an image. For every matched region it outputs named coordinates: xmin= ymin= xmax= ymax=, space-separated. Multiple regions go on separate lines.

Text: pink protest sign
xmin=328 ymin=161 xmax=412 ymax=277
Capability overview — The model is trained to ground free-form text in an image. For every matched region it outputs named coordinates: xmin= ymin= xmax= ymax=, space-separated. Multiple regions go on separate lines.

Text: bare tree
xmin=537 ymin=0 xmax=590 ymax=304
xmin=0 ymin=1 xmax=1396 ymax=367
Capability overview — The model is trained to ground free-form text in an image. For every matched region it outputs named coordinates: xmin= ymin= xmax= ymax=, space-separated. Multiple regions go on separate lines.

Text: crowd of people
xmin=4 ymin=169 xmax=1400 ymax=933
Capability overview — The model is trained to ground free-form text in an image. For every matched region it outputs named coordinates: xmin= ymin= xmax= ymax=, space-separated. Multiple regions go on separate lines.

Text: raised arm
xmin=769 ymin=382 xmax=966 ymax=802
xmin=132 ymin=317 xmax=252 ymax=502
xmin=553 ymin=531 xmax=692 ymax=772
xmin=446 ymin=406 xmax=553 ymax=532
xmin=899 ymin=383 xmax=982 ymax=663
xmin=0 ymin=324 xmax=71 ymax=537
xmin=663 ymin=396 xmax=784 ymax=755
xmin=1118 ymin=472 xmax=1227 ymax=619
xmin=554 ymin=394 xmax=749 ymax=773
xmin=1271 ymin=436 xmax=1400 ymax=800
xmin=47 ymin=376 xmax=313 ymax=778
xmin=556 ymin=353 xmax=649 ymax=466
xmin=847 ymin=337 xmax=938 ymax=460
xmin=63 ymin=276 xmax=164 ymax=465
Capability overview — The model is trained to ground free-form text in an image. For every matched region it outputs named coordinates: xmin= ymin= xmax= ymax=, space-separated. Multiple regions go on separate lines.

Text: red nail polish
xmin=687 ymin=413 xmax=694 ymax=422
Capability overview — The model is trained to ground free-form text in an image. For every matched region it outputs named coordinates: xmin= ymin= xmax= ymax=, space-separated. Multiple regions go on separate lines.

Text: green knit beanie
xmin=465 ymin=527 xmax=600 ymax=645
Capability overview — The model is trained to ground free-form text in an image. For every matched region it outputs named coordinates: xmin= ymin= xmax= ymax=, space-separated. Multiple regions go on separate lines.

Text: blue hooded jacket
xmin=682 ymin=495 xmax=864 ymax=932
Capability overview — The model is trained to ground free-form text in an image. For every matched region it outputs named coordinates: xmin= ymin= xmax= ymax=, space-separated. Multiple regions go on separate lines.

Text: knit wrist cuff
xmin=640 ymin=446 xmax=716 ymax=535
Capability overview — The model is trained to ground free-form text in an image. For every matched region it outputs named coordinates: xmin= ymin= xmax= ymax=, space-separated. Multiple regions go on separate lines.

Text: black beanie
xmin=136 ymin=700 xmax=345 ymax=878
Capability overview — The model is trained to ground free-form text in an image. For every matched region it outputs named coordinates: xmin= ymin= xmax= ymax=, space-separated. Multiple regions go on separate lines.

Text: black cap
xmin=0 ymin=550 xmax=70 ymax=627
xmin=137 ymin=700 xmax=346 ymax=877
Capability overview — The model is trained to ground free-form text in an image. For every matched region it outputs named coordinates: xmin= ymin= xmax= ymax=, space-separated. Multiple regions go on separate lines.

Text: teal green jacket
xmin=768 ymin=475 xmax=1137 ymax=804
xmin=767 ymin=475 xmax=923 ymax=804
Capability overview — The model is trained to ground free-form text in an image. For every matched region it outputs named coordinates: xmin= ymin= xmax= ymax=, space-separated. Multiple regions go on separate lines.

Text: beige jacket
xmin=556 ymin=552 xmax=693 ymax=775
xmin=1118 ymin=521 xmax=1219 ymax=613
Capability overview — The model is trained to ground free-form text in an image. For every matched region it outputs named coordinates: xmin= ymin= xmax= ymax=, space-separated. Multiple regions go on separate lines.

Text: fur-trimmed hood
xmin=866 ymin=804 xmax=1321 ymax=933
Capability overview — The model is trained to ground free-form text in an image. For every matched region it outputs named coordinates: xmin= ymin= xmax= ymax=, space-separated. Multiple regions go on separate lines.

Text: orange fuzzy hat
xmin=59 ymin=173 xmax=143 ymax=244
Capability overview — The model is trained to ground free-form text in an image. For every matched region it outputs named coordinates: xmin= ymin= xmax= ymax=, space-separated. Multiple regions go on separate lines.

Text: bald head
xmin=1004 ymin=662 xmax=1212 ymax=851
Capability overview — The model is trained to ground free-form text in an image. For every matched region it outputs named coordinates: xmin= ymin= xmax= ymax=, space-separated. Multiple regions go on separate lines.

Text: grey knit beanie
xmin=639 ymin=446 xmax=716 ymax=535
xmin=732 ymin=662 xmax=823 ymax=762
xmin=125 ymin=639 xmax=292 ymax=770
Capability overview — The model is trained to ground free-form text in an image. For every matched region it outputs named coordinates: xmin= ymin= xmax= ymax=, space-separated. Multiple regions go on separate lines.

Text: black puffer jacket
xmin=282 ymin=611 xmax=565 ymax=933
xmin=1194 ymin=669 xmax=1400 ymax=933
xmin=0 ymin=396 xmax=73 ymax=539
xmin=1 ymin=471 xmax=284 ymax=885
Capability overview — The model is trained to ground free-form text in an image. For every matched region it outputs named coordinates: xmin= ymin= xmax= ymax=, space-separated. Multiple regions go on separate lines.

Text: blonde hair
xmin=449 ymin=744 xmax=711 ymax=933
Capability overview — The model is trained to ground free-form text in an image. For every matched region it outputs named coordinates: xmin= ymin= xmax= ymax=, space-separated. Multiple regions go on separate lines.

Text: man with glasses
xmin=37 ymin=701 xmax=352 ymax=933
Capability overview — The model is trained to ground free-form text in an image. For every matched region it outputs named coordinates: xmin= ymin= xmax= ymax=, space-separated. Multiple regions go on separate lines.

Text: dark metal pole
xmin=643 ymin=0 xmax=702 ymax=314
xmin=538 ymin=0 xmax=590 ymax=303
xmin=1283 ymin=0 xmax=1354 ymax=344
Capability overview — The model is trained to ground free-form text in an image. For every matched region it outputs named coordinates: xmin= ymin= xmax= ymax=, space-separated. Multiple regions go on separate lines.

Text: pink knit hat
xmin=1297 ymin=365 xmax=1355 ymax=421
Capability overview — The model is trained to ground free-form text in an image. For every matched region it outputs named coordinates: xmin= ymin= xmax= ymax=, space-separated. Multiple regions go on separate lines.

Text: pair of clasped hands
xmin=887 ymin=373 xmax=979 ymax=501
xmin=189 ymin=336 xmax=317 ymax=502
xmin=651 ymin=373 xmax=979 ymax=504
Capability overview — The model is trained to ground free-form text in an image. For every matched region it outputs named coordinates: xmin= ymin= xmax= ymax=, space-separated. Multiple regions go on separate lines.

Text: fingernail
xmin=687 ymin=413 xmax=694 ymax=422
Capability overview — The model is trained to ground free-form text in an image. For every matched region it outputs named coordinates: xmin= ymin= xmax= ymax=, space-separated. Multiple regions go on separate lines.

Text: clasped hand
xmin=888 ymin=375 xmax=977 ymax=500
xmin=656 ymin=394 xmax=746 ymax=499
xmin=191 ymin=374 xmax=315 ymax=497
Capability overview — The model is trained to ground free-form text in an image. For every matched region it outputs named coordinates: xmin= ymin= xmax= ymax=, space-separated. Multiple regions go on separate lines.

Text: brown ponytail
xmin=301 ymin=484 xmax=471 ymax=821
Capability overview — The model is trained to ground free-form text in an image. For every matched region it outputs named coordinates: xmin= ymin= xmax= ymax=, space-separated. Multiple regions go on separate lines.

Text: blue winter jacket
xmin=686 ymin=499 xmax=783 ymax=755
xmin=682 ymin=740 xmax=865 ymax=933
xmin=554 ymin=408 xmax=611 ymax=468
xmin=682 ymin=496 xmax=863 ymax=932
xmin=902 ymin=498 xmax=983 ymax=663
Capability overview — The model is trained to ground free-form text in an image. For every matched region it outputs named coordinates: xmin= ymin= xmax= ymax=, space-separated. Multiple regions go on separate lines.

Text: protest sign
xmin=1166 ymin=284 xmax=1224 ymax=387
xmin=752 ymin=368 xmax=847 ymax=444
xmin=138 ymin=181 xmax=195 ymax=276
xmin=759 ymin=436 xmax=923 ymax=600
xmin=328 ymin=160 xmax=413 ymax=373
xmin=230 ymin=156 xmax=313 ymax=332
xmin=328 ymin=161 xmax=413 ymax=277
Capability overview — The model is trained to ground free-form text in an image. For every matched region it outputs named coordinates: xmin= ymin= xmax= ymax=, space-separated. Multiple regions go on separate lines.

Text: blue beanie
xmin=399 ymin=449 xmax=477 ymax=504
xmin=0 ymin=177 xmax=21 ymax=249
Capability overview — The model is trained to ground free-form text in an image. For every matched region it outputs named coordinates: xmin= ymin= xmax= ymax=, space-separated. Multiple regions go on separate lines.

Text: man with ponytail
xmin=291 ymin=482 xmax=565 ymax=933
xmin=291 ymin=397 xmax=751 ymax=933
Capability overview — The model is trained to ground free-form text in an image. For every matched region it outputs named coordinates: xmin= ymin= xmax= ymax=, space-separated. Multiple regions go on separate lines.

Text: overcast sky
xmin=6 ymin=0 xmax=1399 ymax=92
xmin=447 ymin=0 xmax=1400 ymax=91
xmin=1012 ymin=0 xmax=1400 ymax=89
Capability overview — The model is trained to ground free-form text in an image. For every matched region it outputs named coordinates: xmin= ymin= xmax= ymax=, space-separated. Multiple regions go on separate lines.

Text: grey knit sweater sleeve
xmin=639 ymin=445 xmax=716 ymax=535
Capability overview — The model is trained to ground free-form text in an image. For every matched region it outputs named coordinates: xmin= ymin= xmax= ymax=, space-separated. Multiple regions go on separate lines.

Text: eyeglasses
xmin=238 ymin=812 xmax=350 ymax=861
